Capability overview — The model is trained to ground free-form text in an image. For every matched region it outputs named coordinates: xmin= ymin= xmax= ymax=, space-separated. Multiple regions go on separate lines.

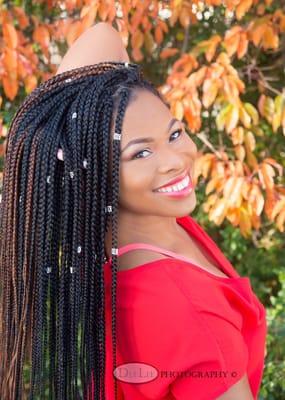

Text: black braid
xmin=0 ymin=61 xmax=169 ymax=400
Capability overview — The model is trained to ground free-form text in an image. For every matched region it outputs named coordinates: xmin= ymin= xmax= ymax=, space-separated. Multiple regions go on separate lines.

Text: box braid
xmin=0 ymin=61 xmax=169 ymax=400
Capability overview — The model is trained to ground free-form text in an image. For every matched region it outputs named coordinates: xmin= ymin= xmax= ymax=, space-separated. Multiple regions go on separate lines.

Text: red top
xmin=88 ymin=215 xmax=267 ymax=400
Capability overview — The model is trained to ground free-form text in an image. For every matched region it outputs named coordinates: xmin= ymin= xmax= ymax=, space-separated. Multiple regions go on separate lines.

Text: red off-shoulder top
xmin=88 ymin=214 xmax=267 ymax=400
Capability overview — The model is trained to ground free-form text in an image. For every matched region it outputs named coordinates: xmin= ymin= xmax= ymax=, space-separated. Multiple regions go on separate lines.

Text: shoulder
xmin=117 ymin=249 xmax=170 ymax=272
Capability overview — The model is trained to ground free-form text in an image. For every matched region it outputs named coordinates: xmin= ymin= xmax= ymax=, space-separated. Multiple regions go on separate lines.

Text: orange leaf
xmin=205 ymin=177 xmax=220 ymax=195
xmin=237 ymin=32 xmax=248 ymax=59
xmin=231 ymin=126 xmax=244 ymax=145
xmin=248 ymin=184 xmax=264 ymax=216
xmin=81 ymin=3 xmax=98 ymax=30
xmin=179 ymin=8 xmax=191 ymax=28
xmin=224 ymin=176 xmax=244 ymax=207
xmin=250 ymin=23 xmax=267 ymax=47
xmin=271 ymin=198 xmax=285 ymax=220
xmin=160 ymin=48 xmax=179 ymax=59
xmin=3 ymin=23 xmax=18 ymax=49
xmin=3 ymin=47 xmax=17 ymax=76
xmin=174 ymin=101 xmax=184 ymax=120
xmin=66 ymin=21 xmax=84 ymax=46
xmin=223 ymin=31 xmax=240 ymax=57
xmin=260 ymin=163 xmax=275 ymax=189
xmin=276 ymin=209 xmax=285 ymax=232
xmin=205 ymin=35 xmax=221 ymax=62
xmin=239 ymin=206 xmax=252 ymax=237
xmin=13 ymin=7 xmax=29 ymax=29
xmin=202 ymin=79 xmax=219 ymax=108
xmin=24 ymin=75 xmax=38 ymax=94
xmin=3 ymin=76 xmax=19 ymax=101
xmin=226 ymin=208 xmax=240 ymax=226
xmin=225 ymin=104 xmax=239 ymax=133
xmin=264 ymin=158 xmax=283 ymax=176
xmin=154 ymin=26 xmax=164 ymax=45
xmin=33 ymin=25 xmax=50 ymax=50
xmin=131 ymin=29 xmax=144 ymax=50
xmin=258 ymin=94 xmax=266 ymax=116
xmin=236 ymin=0 xmax=253 ymax=20
xmin=263 ymin=25 xmax=279 ymax=50
xmin=234 ymin=144 xmax=246 ymax=161
xmin=209 ymin=198 xmax=228 ymax=225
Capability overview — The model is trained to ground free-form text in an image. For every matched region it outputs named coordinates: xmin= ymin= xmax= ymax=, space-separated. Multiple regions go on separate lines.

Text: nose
xmin=157 ymin=148 xmax=189 ymax=174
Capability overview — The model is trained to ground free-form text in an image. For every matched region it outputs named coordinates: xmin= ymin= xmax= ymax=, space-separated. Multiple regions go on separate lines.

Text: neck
xmin=104 ymin=210 xmax=188 ymax=259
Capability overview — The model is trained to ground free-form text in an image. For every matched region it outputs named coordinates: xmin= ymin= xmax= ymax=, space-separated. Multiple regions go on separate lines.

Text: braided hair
xmin=0 ymin=61 xmax=169 ymax=399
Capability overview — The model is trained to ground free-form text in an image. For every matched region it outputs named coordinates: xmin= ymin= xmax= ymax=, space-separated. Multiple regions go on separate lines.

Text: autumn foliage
xmin=0 ymin=0 xmax=285 ymax=238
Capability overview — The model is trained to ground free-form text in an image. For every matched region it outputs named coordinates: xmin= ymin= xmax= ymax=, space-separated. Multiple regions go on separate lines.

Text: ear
xmin=56 ymin=22 xmax=130 ymax=75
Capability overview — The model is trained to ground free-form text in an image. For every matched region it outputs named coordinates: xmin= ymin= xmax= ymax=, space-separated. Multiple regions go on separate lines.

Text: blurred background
xmin=0 ymin=1 xmax=284 ymax=398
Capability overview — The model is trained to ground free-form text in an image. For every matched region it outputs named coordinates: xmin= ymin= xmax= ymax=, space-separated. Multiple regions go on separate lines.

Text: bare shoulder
xmin=216 ymin=374 xmax=254 ymax=400
xmin=118 ymin=250 xmax=169 ymax=272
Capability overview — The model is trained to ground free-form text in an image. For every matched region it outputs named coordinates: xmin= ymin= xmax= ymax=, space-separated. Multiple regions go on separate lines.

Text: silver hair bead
xmin=70 ymin=266 xmax=76 ymax=273
xmin=113 ymin=132 xmax=121 ymax=141
xmin=72 ymin=112 xmax=77 ymax=119
xmin=19 ymin=195 xmax=22 ymax=203
xmin=105 ymin=205 xmax=112 ymax=213
xmin=124 ymin=62 xmax=129 ymax=67
xmin=77 ymin=246 xmax=82 ymax=254
xmin=65 ymin=78 xmax=72 ymax=83
xmin=46 ymin=266 xmax=52 ymax=273
xmin=83 ymin=159 xmax=88 ymax=169
xmin=111 ymin=247 xmax=118 ymax=256
xmin=69 ymin=171 xmax=74 ymax=179
xmin=47 ymin=175 xmax=51 ymax=184
xmin=62 ymin=177 xmax=65 ymax=186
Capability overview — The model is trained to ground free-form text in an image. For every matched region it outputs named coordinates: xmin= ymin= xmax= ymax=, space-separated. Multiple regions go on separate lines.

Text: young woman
xmin=0 ymin=22 xmax=267 ymax=400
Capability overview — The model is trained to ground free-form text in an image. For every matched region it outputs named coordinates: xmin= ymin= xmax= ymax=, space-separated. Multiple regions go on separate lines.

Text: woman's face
xmin=111 ymin=88 xmax=198 ymax=218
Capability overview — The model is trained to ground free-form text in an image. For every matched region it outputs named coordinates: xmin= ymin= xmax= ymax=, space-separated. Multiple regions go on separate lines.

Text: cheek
xmin=119 ymin=164 xmax=154 ymax=196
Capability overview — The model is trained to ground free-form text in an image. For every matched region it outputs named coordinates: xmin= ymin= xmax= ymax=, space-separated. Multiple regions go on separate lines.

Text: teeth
xmin=157 ymin=175 xmax=190 ymax=193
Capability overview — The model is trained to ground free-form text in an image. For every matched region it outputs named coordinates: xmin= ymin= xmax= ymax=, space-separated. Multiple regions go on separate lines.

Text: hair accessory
xmin=124 ymin=62 xmax=129 ymax=67
xmin=70 ymin=266 xmax=75 ymax=273
xmin=47 ymin=176 xmax=51 ymax=184
xmin=77 ymin=246 xmax=82 ymax=254
xmin=65 ymin=78 xmax=72 ymax=83
xmin=46 ymin=266 xmax=52 ymax=273
xmin=57 ymin=148 xmax=88 ymax=169
xmin=19 ymin=196 xmax=22 ymax=203
xmin=111 ymin=247 xmax=118 ymax=256
xmin=105 ymin=205 xmax=112 ymax=213
xmin=113 ymin=132 xmax=121 ymax=141
xmin=69 ymin=171 xmax=74 ymax=179
xmin=72 ymin=112 xmax=77 ymax=119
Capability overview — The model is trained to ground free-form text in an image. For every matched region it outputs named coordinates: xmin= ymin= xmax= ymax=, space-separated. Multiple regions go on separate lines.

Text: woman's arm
xmin=56 ymin=22 xmax=130 ymax=75
xmin=216 ymin=374 xmax=254 ymax=400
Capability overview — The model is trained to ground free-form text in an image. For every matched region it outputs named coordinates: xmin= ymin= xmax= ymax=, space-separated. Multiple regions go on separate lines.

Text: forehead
xmin=121 ymin=89 xmax=172 ymax=141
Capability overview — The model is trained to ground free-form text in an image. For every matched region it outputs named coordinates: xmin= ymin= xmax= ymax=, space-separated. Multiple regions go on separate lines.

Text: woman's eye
xmin=131 ymin=129 xmax=183 ymax=160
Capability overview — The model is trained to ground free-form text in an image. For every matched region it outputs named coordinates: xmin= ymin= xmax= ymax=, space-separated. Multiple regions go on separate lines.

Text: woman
xmin=0 ymin=22 xmax=267 ymax=400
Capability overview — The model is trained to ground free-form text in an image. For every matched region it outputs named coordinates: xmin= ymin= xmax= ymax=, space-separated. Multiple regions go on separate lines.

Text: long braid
xmin=0 ymin=61 xmax=168 ymax=400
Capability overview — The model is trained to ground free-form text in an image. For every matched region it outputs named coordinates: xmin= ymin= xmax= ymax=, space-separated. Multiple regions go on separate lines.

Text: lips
xmin=154 ymin=170 xmax=190 ymax=191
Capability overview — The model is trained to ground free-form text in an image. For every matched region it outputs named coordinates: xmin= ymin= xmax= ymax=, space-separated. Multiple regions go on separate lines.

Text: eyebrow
xmin=121 ymin=117 xmax=181 ymax=153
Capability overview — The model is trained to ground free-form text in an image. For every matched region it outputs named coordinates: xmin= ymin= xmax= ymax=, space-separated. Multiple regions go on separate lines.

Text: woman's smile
xmin=153 ymin=172 xmax=194 ymax=198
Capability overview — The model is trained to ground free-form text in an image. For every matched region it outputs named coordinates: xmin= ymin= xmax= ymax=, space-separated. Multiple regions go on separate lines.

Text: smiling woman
xmin=0 ymin=21 xmax=267 ymax=400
